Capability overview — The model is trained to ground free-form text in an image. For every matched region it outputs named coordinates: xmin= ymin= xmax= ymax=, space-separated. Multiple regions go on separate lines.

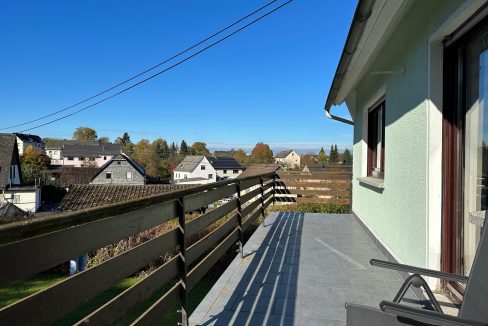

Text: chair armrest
xmin=380 ymin=301 xmax=486 ymax=326
xmin=370 ymin=259 xmax=469 ymax=283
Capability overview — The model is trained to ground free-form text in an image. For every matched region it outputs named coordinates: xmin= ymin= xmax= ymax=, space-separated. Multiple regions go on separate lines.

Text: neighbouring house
xmin=15 ymin=133 xmax=44 ymax=154
xmin=238 ymin=163 xmax=285 ymax=179
xmin=324 ymin=0 xmax=488 ymax=292
xmin=173 ymin=156 xmax=217 ymax=185
xmin=45 ymin=140 xmax=121 ymax=167
xmin=274 ymin=150 xmax=300 ymax=169
xmin=207 ymin=157 xmax=243 ymax=180
xmin=91 ymin=153 xmax=146 ymax=185
xmin=0 ymin=133 xmax=41 ymax=213
xmin=47 ymin=166 xmax=101 ymax=188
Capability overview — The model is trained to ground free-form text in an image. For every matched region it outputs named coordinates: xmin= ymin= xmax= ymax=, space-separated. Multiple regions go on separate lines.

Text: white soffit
xmin=336 ymin=0 xmax=412 ymax=113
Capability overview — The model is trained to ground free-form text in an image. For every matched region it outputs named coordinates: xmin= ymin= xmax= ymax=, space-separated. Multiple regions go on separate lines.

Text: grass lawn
xmin=0 ymin=273 xmax=65 ymax=308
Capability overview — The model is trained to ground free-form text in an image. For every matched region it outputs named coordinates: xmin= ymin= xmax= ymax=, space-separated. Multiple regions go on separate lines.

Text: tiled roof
xmin=175 ymin=156 xmax=205 ymax=172
xmin=0 ymin=134 xmax=21 ymax=189
xmin=44 ymin=139 xmax=99 ymax=149
xmin=48 ymin=167 xmax=101 ymax=187
xmin=238 ymin=164 xmax=285 ymax=178
xmin=58 ymin=184 xmax=194 ymax=211
xmin=275 ymin=150 xmax=293 ymax=158
xmin=15 ymin=133 xmax=42 ymax=143
xmin=62 ymin=143 xmax=121 ymax=157
xmin=207 ymin=157 xmax=243 ymax=170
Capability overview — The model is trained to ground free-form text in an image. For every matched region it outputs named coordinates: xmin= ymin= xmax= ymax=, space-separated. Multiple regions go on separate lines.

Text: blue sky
xmin=0 ymin=0 xmax=355 ymax=153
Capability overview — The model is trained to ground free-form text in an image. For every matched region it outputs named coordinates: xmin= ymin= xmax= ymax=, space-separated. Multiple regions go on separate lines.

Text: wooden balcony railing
xmin=0 ymin=172 xmax=275 ymax=325
xmin=275 ymin=169 xmax=352 ymax=205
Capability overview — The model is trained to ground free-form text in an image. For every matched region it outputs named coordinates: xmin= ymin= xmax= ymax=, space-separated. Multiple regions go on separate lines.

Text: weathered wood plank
xmin=243 ymin=208 xmax=262 ymax=231
xmin=76 ymin=257 xmax=179 ymax=325
xmin=186 ymin=199 xmax=237 ymax=238
xmin=0 ymin=201 xmax=177 ymax=287
xmin=0 ymin=228 xmax=178 ymax=325
xmin=130 ymin=283 xmax=180 ymax=326
xmin=241 ymin=198 xmax=261 ymax=218
xmin=240 ymin=177 xmax=260 ymax=191
xmin=187 ymin=229 xmax=239 ymax=290
xmin=240 ymin=187 xmax=261 ymax=203
xmin=187 ymin=214 xmax=238 ymax=265
xmin=184 ymin=184 xmax=237 ymax=212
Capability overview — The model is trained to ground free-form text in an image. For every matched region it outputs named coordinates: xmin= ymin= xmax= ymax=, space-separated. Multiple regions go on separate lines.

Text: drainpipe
xmin=325 ymin=110 xmax=354 ymax=126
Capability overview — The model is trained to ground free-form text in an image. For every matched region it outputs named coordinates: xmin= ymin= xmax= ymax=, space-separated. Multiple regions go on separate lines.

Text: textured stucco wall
xmin=352 ymin=0 xmax=463 ymax=267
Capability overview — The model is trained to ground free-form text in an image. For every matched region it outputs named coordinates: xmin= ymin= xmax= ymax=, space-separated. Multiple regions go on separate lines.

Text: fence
xmin=0 ymin=172 xmax=275 ymax=325
xmin=275 ymin=168 xmax=352 ymax=206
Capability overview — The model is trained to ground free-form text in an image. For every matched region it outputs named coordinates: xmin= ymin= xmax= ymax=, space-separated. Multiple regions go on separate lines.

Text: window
xmin=233 ymin=170 xmax=239 ymax=174
xmin=117 ymin=161 xmax=121 ymax=165
xmin=201 ymin=165 xmax=206 ymax=170
xmin=208 ymin=174 xmax=213 ymax=179
xmin=367 ymin=100 xmax=385 ymax=178
xmin=13 ymin=195 xmax=20 ymax=204
xmin=184 ymin=174 xmax=188 ymax=179
xmin=223 ymin=170 xmax=227 ymax=174
xmin=80 ymin=157 xmax=85 ymax=161
xmin=127 ymin=171 xmax=132 ymax=179
xmin=104 ymin=156 xmax=107 ymax=160
xmin=68 ymin=157 xmax=74 ymax=161
xmin=106 ymin=172 xmax=112 ymax=179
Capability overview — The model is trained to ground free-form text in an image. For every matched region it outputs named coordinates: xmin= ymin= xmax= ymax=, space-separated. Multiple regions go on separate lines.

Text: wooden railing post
xmin=260 ymin=177 xmax=265 ymax=224
xmin=272 ymin=174 xmax=276 ymax=205
xmin=176 ymin=198 xmax=188 ymax=326
xmin=236 ymin=181 xmax=243 ymax=258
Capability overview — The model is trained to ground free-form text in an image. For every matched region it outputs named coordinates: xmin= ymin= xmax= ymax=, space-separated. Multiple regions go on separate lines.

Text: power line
xmin=0 ymin=0 xmax=281 ymax=131
xmin=19 ymin=0 xmax=293 ymax=133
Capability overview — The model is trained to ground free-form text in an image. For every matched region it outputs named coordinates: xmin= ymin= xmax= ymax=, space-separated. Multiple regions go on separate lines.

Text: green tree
xmin=317 ymin=147 xmax=328 ymax=163
xmin=343 ymin=148 xmax=353 ymax=165
xmin=73 ymin=127 xmax=97 ymax=141
xmin=329 ymin=144 xmax=339 ymax=163
xmin=180 ymin=140 xmax=189 ymax=156
xmin=170 ymin=142 xmax=178 ymax=156
xmin=190 ymin=142 xmax=210 ymax=156
xmin=233 ymin=149 xmax=249 ymax=166
xmin=20 ymin=146 xmax=52 ymax=185
xmin=251 ymin=142 xmax=273 ymax=164
xmin=115 ymin=132 xmax=132 ymax=145
xmin=153 ymin=138 xmax=170 ymax=158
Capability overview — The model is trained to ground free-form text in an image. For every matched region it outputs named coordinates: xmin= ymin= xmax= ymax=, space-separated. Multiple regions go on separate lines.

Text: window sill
xmin=358 ymin=176 xmax=384 ymax=189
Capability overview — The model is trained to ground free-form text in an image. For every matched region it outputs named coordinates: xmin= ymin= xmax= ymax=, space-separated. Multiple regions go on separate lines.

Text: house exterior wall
xmin=46 ymin=149 xmax=62 ymax=160
xmin=3 ymin=188 xmax=41 ymax=212
xmin=351 ymin=0 xmax=463 ymax=268
xmin=16 ymin=138 xmax=44 ymax=155
xmin=52 ymin=156 xmax=113 ymax=167
xmin=275 ymin=151 xmax=300 ymax=168
xmin=215 ymin=168 xmax=243 ymax=180
xmin=173 ymin=157 xmax=217 ymax=184
xmin=91 ymin=160 xmax=145 ymax=185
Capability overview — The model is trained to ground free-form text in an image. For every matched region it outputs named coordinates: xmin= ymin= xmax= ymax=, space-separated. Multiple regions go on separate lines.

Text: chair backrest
xmin=459 ymin=220 xmax=488 ymax=323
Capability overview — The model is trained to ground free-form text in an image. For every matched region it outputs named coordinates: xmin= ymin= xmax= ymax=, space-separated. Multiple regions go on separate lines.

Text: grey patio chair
xmin=346 ymin=221 xmax=488 ymax=326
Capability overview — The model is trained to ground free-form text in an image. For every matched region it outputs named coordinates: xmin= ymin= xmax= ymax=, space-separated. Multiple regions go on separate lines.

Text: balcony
xmin=189 ymin=212 xmax=408 ymax=325
xmin=0 ymin=170 xmax=420 ymax=325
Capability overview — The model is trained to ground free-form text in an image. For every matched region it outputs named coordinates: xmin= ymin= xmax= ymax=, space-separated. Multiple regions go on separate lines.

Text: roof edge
xmin=324 ymin=0 xmax=376 ymax=111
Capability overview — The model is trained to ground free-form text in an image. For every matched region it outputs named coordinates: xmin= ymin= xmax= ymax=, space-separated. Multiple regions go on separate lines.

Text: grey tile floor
xmin=189 ymin=212 xmax=414 ymax=326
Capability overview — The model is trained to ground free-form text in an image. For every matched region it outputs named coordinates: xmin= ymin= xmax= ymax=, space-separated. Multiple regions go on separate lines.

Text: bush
xmin=269 ymin=203 xmax=350 ymax=214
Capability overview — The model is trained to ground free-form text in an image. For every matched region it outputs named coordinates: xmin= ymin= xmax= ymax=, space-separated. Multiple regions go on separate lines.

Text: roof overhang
xmin=324 ymin=0 xmax=411 ymax=120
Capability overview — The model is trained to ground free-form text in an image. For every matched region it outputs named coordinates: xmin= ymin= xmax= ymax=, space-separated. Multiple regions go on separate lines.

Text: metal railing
xmin=0 ymin=172 xmax=275 ymax=325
